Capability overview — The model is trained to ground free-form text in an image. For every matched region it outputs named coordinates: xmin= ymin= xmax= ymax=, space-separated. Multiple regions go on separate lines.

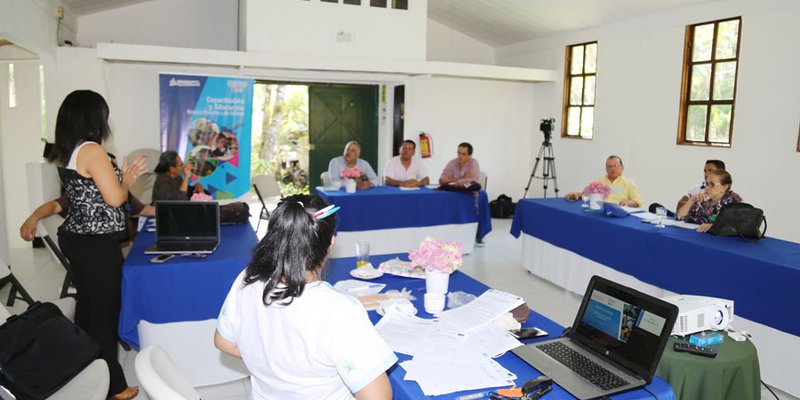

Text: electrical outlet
xmin=57 ymin=6 xmax=64 ymax=20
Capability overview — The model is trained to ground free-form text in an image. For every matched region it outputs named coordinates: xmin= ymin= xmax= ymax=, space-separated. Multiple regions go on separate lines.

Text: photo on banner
xmin=159 ymin=74 xmax=254 ymax=199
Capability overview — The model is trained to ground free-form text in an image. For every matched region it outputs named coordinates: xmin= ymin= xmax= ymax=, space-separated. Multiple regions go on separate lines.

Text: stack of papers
xmin=400 ymin=352 xmax=517 ymax=396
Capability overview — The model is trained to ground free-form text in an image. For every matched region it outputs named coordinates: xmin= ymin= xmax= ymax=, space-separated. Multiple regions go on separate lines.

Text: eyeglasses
xmin=705 ymin=181 xmax=723 ymax=188
xmin=606 ymin=164 xmax=621 ymax=169
xmin=457 ymin=152 xmax=469 ymax=156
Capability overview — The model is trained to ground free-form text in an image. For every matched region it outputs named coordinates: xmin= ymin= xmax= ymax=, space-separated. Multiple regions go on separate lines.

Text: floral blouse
xmin=682 ymin=191 xmax=742 ymax=224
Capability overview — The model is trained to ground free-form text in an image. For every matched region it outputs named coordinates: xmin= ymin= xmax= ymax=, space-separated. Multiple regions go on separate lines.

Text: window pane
xmin=580 ymin=107 xmax=594 ymax=139
xmin=392 ymin=0 xmax=407 ymax=9
xmin=344 ymin=0 xmax=360 ymax=4
xmin=709 ymin=104 xmax=732 ymax=143
xmin=715 ymin=20 xmax=739 ymax=59
xmin=686 ymin=105 xmax=707 ymax=141
xmin=690 ymin=64 xmax=711 ymax=101
xmin=571 ymin=46 xmax=584 ymax=75
xmin=692 ymin=24 xmax=714 ymax=62
xmin=570 ymin=77 xmax=584 ymax=105
xmin=370 ymin=0 xmax=387 ymax=7
xmin=8 ymin=63 xmax=16 ymax=108
xmin=321 ymin=0 xmax=337 ymax=2
xmin=567 ymin=107 xmax=581 ymax=136
xmin=584 ymin=43 xmax=597 ymax=74
xmin=583 ymin=76 xmax=596 ymax=105
xmin=713 ymin=62 xmax=736 ymax=100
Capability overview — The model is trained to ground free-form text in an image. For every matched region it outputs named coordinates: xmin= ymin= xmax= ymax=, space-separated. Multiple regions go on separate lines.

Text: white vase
xmin=425 ymin=269 xmax=450 ymax=294
xmin=344 ymin=179 xmax=357 ymax=193
xmin=589 ymin=193 xmax=603 ymax=210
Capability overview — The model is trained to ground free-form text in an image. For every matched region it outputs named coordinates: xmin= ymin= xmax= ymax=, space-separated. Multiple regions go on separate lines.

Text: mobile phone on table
xmin=510 ymin=327 xmax=548 ymax=340
xmin=150 ymin=254 xmax=175 ymax=263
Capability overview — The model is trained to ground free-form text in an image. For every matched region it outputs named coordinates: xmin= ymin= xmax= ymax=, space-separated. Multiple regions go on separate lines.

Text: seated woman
xmin=676 ymin=169 xmax=742 ymax=233
xmin=151 ymin=151 xmax=207 ymax=202
xmin=214 ymin=194 xmax=396 ymax=400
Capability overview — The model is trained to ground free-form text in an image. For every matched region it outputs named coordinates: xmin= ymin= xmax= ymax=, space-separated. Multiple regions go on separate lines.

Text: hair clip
xmin=313 ymin=204 xmax=340 ymax=219
xmin=297 ymin=201 xmax=304 ymax=207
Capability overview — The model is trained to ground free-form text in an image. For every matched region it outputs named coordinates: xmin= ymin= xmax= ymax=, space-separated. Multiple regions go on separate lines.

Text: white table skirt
xmin=521 ymin=233 xmax=800 ymax=397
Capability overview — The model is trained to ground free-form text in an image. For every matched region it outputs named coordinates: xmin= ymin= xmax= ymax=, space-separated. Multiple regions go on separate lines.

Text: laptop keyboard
xmin=537 ymin=342 xmax=628 ymax=391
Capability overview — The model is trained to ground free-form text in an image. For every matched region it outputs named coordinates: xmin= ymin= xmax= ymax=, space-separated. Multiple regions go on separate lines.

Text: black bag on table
xmin=490 ymin=194 xmax=516 ymax=218
xmin=0 ymin=302 xmax=101 ymax=399
xmin=437 ymin=181 xmax=482 ymax=193
xmin=220 ymin=202 xmax=251 ymax=224
xmin=709 ymin=202 xmax=767 ymax=241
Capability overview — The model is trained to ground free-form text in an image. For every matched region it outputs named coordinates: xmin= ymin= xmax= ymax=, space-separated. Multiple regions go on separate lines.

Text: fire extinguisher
xmin=419 ymin=132 xmax=433 ymax=158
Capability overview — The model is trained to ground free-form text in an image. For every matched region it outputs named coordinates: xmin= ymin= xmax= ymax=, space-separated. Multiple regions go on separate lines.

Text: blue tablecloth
xmin=119 ymin=222 xmax=259 ymax=349
xmin=326 ymin=254 xmax=675 ymax=400
xmin=316 ymin=186 xmax=492 ymax=240
xmin=510 ymin=198 xmax=800 ymax=336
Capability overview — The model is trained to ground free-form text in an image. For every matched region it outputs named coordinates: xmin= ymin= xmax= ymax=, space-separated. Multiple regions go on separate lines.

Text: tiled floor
xmin=1 ymin=217 xmax=795 ymax=400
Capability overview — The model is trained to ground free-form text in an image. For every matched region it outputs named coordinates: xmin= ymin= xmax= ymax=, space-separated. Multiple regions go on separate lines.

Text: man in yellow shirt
xmin=565 ymin=155 xmax=643 ymax=207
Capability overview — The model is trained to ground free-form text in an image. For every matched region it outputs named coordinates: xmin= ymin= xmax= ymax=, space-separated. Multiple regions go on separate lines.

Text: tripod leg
xmin=523 ymin=144 xmax=548 ymax=199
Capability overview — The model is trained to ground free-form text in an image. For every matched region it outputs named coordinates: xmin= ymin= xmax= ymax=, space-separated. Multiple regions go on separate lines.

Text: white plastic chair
xmin=479 ymin=170 xmax=488 ymax=191
xmin=135 ymin=345 xmax=201 ymax=400
xmin=130 ymin=172 xmax=157 ymax=205
xmin=126 ymin=148 xmax=162 ymax=173
xmin=252 ymin=174 xmax=282 ymax=230
xmin=138 ymin=319 xmax=249 ymax=387
xmin=320 ymin=171 xmax=332 ymax=187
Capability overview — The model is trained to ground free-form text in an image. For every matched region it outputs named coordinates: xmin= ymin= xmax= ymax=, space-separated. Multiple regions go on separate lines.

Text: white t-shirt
xmin=687 ymin=182 xmax=705 ymax=196
xmin=217 ymin=272 xmax=397 ymax=400
xmin=383 ymin=155 xmax=428 ymax=182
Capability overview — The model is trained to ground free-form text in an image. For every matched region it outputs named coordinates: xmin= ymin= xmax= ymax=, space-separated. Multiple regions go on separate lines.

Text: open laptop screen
xmin=155 ymin=201 xmax=219 ymax=240
xmin=572 ymin=277 xmax=677 ymax=382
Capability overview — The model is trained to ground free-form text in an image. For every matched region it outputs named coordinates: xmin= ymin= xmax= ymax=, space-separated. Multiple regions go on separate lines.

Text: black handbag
xmin=709 ymin=202 xmax=767 ymax=240
xmin=0 ymin=302 xmax=101 ymax=399
xmin=490 ymin=194 xmax=516 ymax=218
xmin=437 ymin=181 xmax=482 ymax=193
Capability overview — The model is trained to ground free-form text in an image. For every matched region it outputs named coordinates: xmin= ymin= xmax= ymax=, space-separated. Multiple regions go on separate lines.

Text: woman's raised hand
xmin=121 ymin=155 xmax=147 ymax=186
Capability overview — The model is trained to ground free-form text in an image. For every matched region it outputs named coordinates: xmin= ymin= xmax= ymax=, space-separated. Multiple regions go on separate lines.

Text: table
xmin=510 ymin=198 xmax=800 ymax=396
xmin=326 ymin=253 xmax=675 ymax=400
xmin=316 ymin=186 xmax=491 ymax=257
xmin=657 ymin=335 xmax=760 ymax=400
xmin=119 ymin=222 xmax=258 ymax=349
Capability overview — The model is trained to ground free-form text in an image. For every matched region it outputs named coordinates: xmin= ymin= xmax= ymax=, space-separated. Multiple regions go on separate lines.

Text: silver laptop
xmin=512 ymin=276 xmax=678 ymax=399
xmin=145 ymin=201 xmax=220 ymax=255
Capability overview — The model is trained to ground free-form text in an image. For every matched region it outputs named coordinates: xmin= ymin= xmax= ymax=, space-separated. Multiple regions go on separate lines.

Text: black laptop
xmin=512 ymin=276 xmax=679 ymax=399
xmin=145 ymin=201 xmax=220 ymax=255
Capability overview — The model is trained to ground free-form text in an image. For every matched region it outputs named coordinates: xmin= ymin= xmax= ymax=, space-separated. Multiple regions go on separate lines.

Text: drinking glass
xmin=356 ymin=241 xmax=370 ymax=267
xmin=655 ymin=207 xmax=667 ymax=229
xmin=581 ymin=194 xmax=589 ymax=209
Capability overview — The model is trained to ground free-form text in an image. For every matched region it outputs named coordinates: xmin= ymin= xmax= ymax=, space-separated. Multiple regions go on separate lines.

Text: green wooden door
xmin=308 ymin=84 xmax=379 ymax=188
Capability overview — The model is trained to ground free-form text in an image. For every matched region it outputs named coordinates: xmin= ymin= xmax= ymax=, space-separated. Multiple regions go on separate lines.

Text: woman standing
xmin=676 ymin=169 xmax=742 ymax=233
xmin=46 ymin=90 xmax=145 ymax=400
xmin=215 ymin=194 xmax=396 ymax=400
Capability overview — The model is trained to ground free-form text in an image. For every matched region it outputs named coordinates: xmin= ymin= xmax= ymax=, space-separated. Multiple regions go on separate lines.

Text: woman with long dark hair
xmin=215 ymin=194 xmax=396 ymax=400
xmin=47 ymin=90 xmax=145 ymax=400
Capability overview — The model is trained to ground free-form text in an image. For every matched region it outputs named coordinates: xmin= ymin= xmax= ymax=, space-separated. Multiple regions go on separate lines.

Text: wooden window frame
xmin=677 ymin=17 xmax=742 ymax=147
xmin=561 ymin=41 xmax=597 ymax=140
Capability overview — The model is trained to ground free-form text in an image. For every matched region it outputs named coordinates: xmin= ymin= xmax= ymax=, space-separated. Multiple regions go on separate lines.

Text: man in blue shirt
xmin=328 ymin=141 xmax=379 ymax=190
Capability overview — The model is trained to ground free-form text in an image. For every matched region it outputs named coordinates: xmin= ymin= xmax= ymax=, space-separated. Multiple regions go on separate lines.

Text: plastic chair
xmin=252 ymin=174 xmax=282 ymax=230
xmin=479 ymin=170 xmax=488 ymax=191
xmin=320 ymin=171 xmax=332 ymax=187
xmin=135 ymin=345 xmax=201 ymax=400
xmin=126 ymin=148 xmax=162 ymax=173
xmin=130 ymin=172 xmax=156 ymax=205
xmin=0 ymin=264 xmax=34 ymax=307
xmin=138 ymin=319 xmax=249 ymax=387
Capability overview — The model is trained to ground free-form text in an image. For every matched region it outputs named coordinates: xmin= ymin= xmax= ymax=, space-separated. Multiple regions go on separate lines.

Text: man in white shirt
xmin=383 ymin=140 xmax=429 ymax=187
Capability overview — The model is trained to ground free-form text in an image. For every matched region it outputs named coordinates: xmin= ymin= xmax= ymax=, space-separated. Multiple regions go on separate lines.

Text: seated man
xmin=565 ymin=155 xmax=643 ymax=207
xmin=648 ymin=159 xmax=725 ymax=216
xmin=439 ymin=142 xmax=480 ymax=184
xmin=328 ymin=141 xmax=379 ymax=190
xmin=151 ymin=150 xmax=207 ymax=202
xmin=384 ymin=140 xmax=429 ymax=187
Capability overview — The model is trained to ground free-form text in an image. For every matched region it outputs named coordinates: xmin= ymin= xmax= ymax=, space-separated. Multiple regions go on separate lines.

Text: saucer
xmin=350 ymin=266 xmax=384 ymax=280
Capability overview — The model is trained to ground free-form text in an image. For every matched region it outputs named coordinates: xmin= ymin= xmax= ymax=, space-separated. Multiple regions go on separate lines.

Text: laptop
xmin=145 ymin=201 xmax=220 ymax=255
xmin=512 ymin=276 xmax=679 ymax=399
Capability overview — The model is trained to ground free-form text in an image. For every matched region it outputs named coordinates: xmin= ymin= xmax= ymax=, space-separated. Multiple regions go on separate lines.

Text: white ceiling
xmin=48 ymin=0 xmax=722 ymax=47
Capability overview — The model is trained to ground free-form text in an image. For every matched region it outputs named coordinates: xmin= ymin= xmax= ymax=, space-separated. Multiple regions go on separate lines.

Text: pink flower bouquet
xmin=190 ymin=192 xmax=213 ymax=201
xmin=408 ymin=237 xmax=463 ymax=274
xmin=340 ymin=167 xmax=363 ymax=180
xmin=582 ymin=181 xmax=612 ymax=199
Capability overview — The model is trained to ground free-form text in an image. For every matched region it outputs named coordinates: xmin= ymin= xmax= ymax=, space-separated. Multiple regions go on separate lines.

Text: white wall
xmin=405 ymin=76 xmax=534 ymax=200
xmin=427 ymin=18 xmax=495 ymax=65
xmin=76 ymin=0 xmax=238 ymax=50
xmin=497 ymin=0 xmax=800 ymax=243
xmin=243 ymin=0 xmax=427 ymax=61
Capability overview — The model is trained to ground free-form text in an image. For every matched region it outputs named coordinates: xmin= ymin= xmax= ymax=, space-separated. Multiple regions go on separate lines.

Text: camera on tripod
xmin=540 ymin=118 xmax=556 ymax=142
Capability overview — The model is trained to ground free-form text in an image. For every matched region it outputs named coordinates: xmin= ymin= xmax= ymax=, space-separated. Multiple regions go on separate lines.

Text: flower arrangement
xmin=582 ymin=181 xmax=612 ymax=199
xmin=190 ymin=192 xmax=213 ymax=201
xmin=408 ymin=237 xmax=463 ymax=274
xmin=340 ymin=167 xmax=363 ymax=180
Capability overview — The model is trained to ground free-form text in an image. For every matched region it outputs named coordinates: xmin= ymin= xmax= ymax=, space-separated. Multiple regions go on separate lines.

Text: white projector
xmin=662 ymin=295 xmax=734 ymax=336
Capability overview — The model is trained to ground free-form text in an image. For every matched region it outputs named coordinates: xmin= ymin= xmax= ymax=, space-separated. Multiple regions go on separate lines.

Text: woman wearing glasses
xmin=676 ymin=169 xmax=742 ymax=232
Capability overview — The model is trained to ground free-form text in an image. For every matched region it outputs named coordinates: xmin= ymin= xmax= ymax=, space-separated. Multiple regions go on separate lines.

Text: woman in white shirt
xmin=215 ymin=194 xmax=396 ymax=400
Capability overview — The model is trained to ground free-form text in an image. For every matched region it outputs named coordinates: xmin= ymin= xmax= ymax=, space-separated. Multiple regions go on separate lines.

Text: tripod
xmin=523 ymin=138 xmax=559 ymax=198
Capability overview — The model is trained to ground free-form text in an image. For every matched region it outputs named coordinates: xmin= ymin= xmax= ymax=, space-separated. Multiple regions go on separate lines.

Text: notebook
xmin=145 ymin=201 xmax=220 ymax=255
xmin=512 ymin=276 xmax=679 ymax=399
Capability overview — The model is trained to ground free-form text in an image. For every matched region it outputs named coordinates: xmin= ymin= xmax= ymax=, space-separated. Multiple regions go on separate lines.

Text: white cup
xmin=424 ymin=293 xmax=446 ymax=314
